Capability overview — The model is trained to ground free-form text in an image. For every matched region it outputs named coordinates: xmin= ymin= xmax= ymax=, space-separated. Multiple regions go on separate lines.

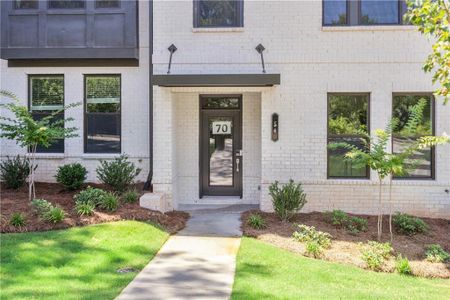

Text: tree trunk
xmin=389 ymin=175 xmax=393 ymax=242
xmin=28 ymin=144 xmax=37 ymax=201
xmin=377 ymin=176 xmax=383 ymax=241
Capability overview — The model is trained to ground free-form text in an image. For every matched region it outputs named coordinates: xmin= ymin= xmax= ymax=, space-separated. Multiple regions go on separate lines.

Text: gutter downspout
xmin=144 ymin=0 xmax=153 ymax=192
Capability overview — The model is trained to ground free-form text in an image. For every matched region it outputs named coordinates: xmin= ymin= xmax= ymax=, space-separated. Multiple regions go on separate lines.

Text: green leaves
xmin=406 ymin=0 xmax=450 ymax=104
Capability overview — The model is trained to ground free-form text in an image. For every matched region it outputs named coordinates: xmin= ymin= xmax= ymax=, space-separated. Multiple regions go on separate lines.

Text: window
xmin=194 ymin=0 xmax=243 ymax=28
xmin=392 ymin=94 xmax=434 ymax=179
xmin=84 ymin=75 xmax=121 ymax=153
xmin=328 ymin=94 xmax=370 ymax=178
xmin=323 ymin=0 xmax=408 ymax=26
xmin=95 ymin=0 xmax=120 ymax=9
xmin=323 ymin=0 xmax=348 ymax=26
xmin=29 ymin=75 xmax=65 ymax=153
xmin=48 ymin=0 xmax=85 ymax=9
xmin=14 ymin=0 xmax=38 ymax=9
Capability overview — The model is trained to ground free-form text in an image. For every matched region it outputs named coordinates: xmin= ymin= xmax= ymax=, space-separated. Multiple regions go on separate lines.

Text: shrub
xmin=293 ymin=224 xmax=332 ymax=249
xmin=122 ymin=189 xmax=139 ymax=203
xmin=9 ymin=212 xmax=26 ymax=227
xmin=396 ymin=255 xmax=412 ymax=275
xmin=31 ymin=198 xmax=65 ymax=223
xmin=98 ymin=192 xmax=119 ymax=212
xmin=346 ymin=217 xmax=368 ymax=234
xmin=96 ymin=155 xmax=141 ymax=193
xmin=43 ymin=207 xmax=65 ymax=223
xmin=55 ymin=163 xmax=87 ymax=190
xmin=0 ymin=155 xmax=31 ymax=189
xmin=74 ymin=201 xmax=95 ymax=216
xmin=269 ymin=179 xmax=307 ymax=222
xmin=247 ymin=214 xmax=267 ymax=230
xmin=329 ymin=209 xmax=348 ymax=226
xmin=425 ymin=244 xmax=450 ymax=263
xmin=361 ymin=241 xmax=393 ymax=271
xmin=74 ymin=186 xmax=108 ymax=206
xmin=393 ymin=212 xmax=428 ymax=235
xmin=305 ymin=241 xmax=323 ymax=258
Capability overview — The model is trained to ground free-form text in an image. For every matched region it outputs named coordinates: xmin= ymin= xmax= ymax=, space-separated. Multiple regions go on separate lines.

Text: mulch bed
xmin=0 ymin=182 xmax=189 ymax=234
xmin=242 ymin=211 xmax=450 ymax=279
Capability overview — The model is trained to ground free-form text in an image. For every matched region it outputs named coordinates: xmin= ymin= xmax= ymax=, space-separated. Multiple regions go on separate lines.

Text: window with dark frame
xmin=84 ymin=75 xmax=121 ymax=154
xmin=29 ymin=75 xmax=65 ymax=153
xmin=327 ymin=94 xmax=370 ymax=179
xmin=48 ymin=0 xmax=85 ymax=9
xmin=95 ymin=0 xmax=120 ymax=9
xmin=194 ymin=0 xmax=243 ymax=28
xmin=392 ymin=94 xmax=434 ymax=179
xmin=14 ymin=0 xmax=38 ymax=9
xmin=323 ymin=0 xmax=409 ymax=26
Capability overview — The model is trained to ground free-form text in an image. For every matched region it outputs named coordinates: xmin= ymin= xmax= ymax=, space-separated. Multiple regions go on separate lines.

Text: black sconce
xmin=167 ymin=44 xmax=177 ymax=74
xmin=255 ymin=44 xmax=266 ymax=73
xmin=271 ymin=113 xmax=279 ymax=141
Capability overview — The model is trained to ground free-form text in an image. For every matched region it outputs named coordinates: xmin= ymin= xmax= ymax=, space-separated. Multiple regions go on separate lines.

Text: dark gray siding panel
xmin=1 ymin=0 xmax=138 ymax=60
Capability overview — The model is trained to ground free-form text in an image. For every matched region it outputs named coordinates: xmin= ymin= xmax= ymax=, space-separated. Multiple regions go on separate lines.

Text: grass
xmin=0 ymin=221 xmax=168 ymax=300
xmin=232 ymin=238 xmax=450 ymax=300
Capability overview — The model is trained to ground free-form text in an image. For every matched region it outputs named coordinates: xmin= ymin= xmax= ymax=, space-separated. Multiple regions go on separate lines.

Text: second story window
xmin=323 ymin=0 xmax=408 ymax=26
xmin=194 ymin=0 xmax=244 ymax=28
xmin=48 ymin=0 xmax=85 ymax=9
xmin=14 ymin=0 xmax=38 ymax=9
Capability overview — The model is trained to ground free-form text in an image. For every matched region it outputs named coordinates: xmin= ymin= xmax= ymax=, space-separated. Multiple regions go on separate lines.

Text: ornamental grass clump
xmin=247 ymin=214 xmax=267 ymax=230
xmin=269 ymin=179 xmax=307 ymax=222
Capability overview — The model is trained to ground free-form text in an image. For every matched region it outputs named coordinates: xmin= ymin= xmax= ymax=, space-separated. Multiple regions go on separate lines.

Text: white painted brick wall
xmin=152 ymin=1 xmax=450 ymax=217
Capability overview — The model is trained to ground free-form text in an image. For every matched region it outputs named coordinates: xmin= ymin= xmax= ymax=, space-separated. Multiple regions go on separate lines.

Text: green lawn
xmin=0 ymin=221 xmax=168 ymax=300
xmin=232 ymin=238 xmax=450 ymax=300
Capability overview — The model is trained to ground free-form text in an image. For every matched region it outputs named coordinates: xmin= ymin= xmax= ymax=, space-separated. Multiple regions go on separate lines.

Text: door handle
xmin=236 ymin=157 xmax=240 ymax=173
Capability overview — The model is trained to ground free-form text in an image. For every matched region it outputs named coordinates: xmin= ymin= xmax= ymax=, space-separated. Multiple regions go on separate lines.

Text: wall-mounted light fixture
xmin=271 ymin=113 xmax=279 ymax=141
xmin=167 ymin=44 xmax=177 ymax=74
xmin=255 ymin=43 xmax=266 ymax=74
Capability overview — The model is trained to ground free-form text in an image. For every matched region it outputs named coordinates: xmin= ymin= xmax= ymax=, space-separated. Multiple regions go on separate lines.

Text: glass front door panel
xmin=208 ymin=117 xmax=233 ymax=186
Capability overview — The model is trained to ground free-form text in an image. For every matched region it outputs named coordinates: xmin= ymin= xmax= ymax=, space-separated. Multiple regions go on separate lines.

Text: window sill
xmin=82 ymin=153 xmax=121 ymax=160
xmin=192 ymin=27 xmax=244 ymax=33
xmin=321 ymin=25 xmax=416 ymax=32
xmin=29 ymin=153 xmax=65 ymax=159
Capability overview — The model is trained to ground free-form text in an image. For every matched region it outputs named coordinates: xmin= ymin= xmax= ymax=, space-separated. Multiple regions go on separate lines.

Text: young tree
xmin=0 ymin=90 xmax=79 ymax=200
xmin=329 ymin=99 xmax=449 ymax=241
xmin=406 ymin=0 xmax=450 ymax=104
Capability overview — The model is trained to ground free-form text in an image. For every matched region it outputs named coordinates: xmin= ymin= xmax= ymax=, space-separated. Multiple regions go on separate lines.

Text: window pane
xmin=197 ymin=0 xmax=241 ymax=27
xmin=85 ymin=75 xmax=121 ymax=153
xmin=48 ymin=0 xmax=85 ymax=9
xmin=95 ymin=0 xmax=120 ymax=8
xmin=202 ymin=97 xmax=240 ymax=109
xmin=328 ymin=94 xmax=369 ymax=178
xmin=30 ymin=76 xmax=64 ymax=110
xmin=393 ymin=95 xmax=433 ymax=178
xmin=360 ymin=0 xmax=399 ymax=25
xmin=323 ymin=0 xmax=347 ymax=25
xmin=14 ymin=0 xmax=38 ymax=9
xmin=32 ymin=112 xmax=65 ymax=153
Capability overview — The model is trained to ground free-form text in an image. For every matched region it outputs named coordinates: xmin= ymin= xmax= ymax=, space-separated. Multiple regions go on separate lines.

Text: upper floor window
xmin=194 ymin=0 xmax=244 ymax=28
xmin=95 ymin=0 xmax=120 ymax=9
xmin=327 ymin=94 xmax=370 ymax=179
xmin=323 ymin=0 xmax=408 ymax=26
xmin=48 ymin=0 xmax=85 ymax=9
xmin=14 ymin=0 xmax=38 ymax=9
xmin=29 ymin=75 xmax=65 ymax=153
xmin=392 ymin=94 xmax=435 ymax=179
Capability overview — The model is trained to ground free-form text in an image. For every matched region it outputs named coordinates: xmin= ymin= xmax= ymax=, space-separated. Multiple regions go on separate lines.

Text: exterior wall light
xmin=167 ymin=44 xmax=177 ymax=74
xmin=255 ymin=43 xmax=266 ymax=73
xmin=271 ymin=113 xmax=279 ymax=141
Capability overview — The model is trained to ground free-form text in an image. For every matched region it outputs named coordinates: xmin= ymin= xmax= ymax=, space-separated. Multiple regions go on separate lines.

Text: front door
xmin=200 ymin=95 xmax=242 ymax=197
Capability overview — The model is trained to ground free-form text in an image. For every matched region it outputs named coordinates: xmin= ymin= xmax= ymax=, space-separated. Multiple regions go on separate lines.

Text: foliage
xmin=305 ymin=241 xmax=323 ymax=258
xmin=98 ymin=192 xmax=119 ymax=212
xmin=0 ymin=155 xmax=32 ymax=189
xmin=55 ymin=163 xmax=88 ymax=190
xmin=96 ymin=155 xmax=141 ymax=193
xmin=327 ymin=210 xmax=368 ymax=234
xmin=425 ymin=244 xmax=450 ymax=263
xmin=247 ymin=214 xmax=267 ymax=230
xmin=31 ymin=198 xmax=65 ymax=223
xmin=361 ymin=241 xmax=393 ymax=271
xmin=269 ymin=179 xmax=307 ymax=222
xmin=0 ymin=90 xmax=79 ymax=200
xmin=74 ymin=201 xmax=95 ymax=216
xmin=406 ymin=0 xmax=450 ymax=104
xmin=393 ymin=213 xmax=428 ymax=235
xmin=122 ymin=189 xmax=139 ymax=203
xmin=396 ymin=255 xmax=413 ymax=275
xmin=329 ymin=210 xmax=348 ymax=226
xmin=293 ymin=224 xmax=332 ymax=249
xmin=74 ymin=186 xmax=108 ymax=206
xmin=9 ymin=212 xmax=26 ymax=227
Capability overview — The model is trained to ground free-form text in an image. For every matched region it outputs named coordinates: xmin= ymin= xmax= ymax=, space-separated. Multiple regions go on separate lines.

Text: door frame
xmin=199 ymin=94 xmax=243 ymax=198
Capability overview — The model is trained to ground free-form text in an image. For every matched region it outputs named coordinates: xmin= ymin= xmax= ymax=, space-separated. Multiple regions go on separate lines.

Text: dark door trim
xmin=199 ymin=95 xmax=243 ymax=198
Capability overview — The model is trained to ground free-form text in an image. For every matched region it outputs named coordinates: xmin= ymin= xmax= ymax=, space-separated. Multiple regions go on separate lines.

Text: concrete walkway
xmin=117 ymin=204 xmax=256 ymax=300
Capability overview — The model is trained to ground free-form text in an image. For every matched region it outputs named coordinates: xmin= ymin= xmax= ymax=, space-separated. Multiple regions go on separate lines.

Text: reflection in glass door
xmin=209 ymin=117 xmax=233 ymax=186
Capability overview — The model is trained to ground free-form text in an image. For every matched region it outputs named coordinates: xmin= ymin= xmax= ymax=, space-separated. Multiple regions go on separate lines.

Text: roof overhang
xmin=152 ymin=74 xmax=280 ymax=87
